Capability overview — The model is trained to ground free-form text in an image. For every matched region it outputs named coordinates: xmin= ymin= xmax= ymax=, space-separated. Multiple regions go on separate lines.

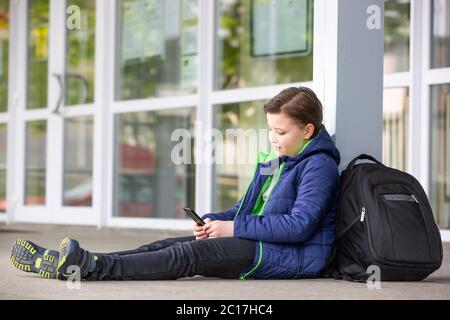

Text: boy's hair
xmin=263 ymin=87 xmax=324 ymax=138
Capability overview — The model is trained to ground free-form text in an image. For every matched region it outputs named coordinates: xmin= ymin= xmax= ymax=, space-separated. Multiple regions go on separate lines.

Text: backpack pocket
xmin=378 ymin=193 xmax=431 ymax=264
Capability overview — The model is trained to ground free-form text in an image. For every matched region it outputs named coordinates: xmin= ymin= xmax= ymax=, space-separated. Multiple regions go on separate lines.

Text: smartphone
xmin=183 ymin=207 xmax=206 ymax=226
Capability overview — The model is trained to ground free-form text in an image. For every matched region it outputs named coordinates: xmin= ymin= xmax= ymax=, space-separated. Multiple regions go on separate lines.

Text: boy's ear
xmin=304 ymin=124 xmax=315 ymax=140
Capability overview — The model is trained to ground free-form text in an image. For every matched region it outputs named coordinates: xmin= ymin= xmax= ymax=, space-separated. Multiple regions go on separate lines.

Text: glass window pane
xmin=383 ymin=87 xmax=409 ymax=171
xmin=384 ymin=0 xmax=410 ymax=74
xmin=0 ymin=0 xmax=9 ymax=113
xmin=431 ymin=0 xmax=450 ymax=69
xmin=213 ymin=101 xmax=268 ymax=211
xmin=25 ymin=120 xmax=47 ymax=206
xmin=114 ymin=108 xmax=196 ymax=219
xmin=63 ymin=116 xmax=93 ymax=207
xmin=27 ymin=0 xmax=49 ymax=110
xmin=430 ymin=84 xmax=450 ymax=229
xmin=215 ymin=0 xmax=314 ymax=90
xmin=0 ymin=124 xmax=6 ymax=212
xmin=65 ymin=0 xmax=96 ymax=106
xmin=116 ymin=0 xmax=198 ymax=100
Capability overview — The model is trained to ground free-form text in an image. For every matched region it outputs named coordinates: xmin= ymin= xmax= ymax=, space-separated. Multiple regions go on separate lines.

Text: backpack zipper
xmin=383 ymin=193 xmax=419 ymax=204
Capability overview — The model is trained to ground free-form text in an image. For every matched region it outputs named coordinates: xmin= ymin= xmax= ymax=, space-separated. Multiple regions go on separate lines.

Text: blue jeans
xmin=86 ymin=236 xmax=256 ymax=281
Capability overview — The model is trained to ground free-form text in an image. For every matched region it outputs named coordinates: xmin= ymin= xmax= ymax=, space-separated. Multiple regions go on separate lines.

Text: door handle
xmin=52 ymin=73 xmax=64 ymax=115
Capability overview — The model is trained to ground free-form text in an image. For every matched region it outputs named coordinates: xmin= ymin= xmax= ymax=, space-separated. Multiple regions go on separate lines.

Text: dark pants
xmin=86 ymin=236 xmax=256 ymax=281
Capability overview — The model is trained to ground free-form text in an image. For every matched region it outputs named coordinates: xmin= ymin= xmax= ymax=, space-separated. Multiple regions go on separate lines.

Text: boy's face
xmin=266 ymin=112 xmax=314 ymax=157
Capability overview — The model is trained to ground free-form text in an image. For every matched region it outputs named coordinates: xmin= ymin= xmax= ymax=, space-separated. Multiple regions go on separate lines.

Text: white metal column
xmin=95 ymin=0 xmax=113 ymax=229
xmin=195 ymin=0 xmax=214 ymax=217
xmin=409 ymin=0 xmax=422 ymax=180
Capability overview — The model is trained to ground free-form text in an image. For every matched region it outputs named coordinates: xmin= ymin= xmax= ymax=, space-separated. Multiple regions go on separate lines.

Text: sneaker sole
xmin=10 ymin=239 xmax=58 ymax=279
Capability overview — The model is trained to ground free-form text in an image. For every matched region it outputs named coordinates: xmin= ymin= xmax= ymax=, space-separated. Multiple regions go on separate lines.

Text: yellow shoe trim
xmin=35 ymin=258 xmax=42 ymax=268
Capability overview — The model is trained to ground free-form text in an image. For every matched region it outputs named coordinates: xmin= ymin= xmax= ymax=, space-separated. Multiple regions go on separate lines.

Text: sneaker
xmin=10 ymin=239 xmax=59 ymax=279
xmin=56 ymin=238 xmax=98 ymax=280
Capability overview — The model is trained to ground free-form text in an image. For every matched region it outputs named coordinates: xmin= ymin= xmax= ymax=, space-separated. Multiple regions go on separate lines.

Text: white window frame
xmin=103 ymin=0 xmax=325 ymax=230
xmin=9 ymin=0 xmax=105 ymax=226
xmin=418 ymin=0 xmax=450 ymax=197
xmin=104 ymin=0 xmax=198 ymax=230
xmin=382 ymin=0 xmax=450 ymax=239
xmin=420 ymin=0 xmax=450 ymax=240
xmin=383 ymin=0 xmax=412 ymax=174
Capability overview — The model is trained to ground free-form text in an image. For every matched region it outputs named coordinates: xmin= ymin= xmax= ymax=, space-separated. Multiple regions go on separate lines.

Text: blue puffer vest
xmin=202 ymin=125 xmax=341 ymax=279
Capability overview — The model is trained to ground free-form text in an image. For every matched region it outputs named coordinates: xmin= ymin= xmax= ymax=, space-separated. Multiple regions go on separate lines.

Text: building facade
xmin=0 ymin=0 xmax=448 ymax=240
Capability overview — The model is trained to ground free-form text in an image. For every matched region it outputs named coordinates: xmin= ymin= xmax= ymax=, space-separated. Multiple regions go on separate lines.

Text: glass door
xmin=14 ymin=0 xmax=51 ymax=223
xmin=14 ymin=0 xmax=98 ymax=225
xmin=53 ymin=0 xmax=96 ymax=225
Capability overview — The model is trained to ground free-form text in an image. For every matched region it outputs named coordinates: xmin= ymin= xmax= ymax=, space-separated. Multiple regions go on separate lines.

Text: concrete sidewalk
xmin=1 ymin=223 xmax=449 ymax=300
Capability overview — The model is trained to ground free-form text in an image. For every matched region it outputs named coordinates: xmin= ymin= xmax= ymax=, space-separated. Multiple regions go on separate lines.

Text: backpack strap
xmin=337 ymin=263 xmax=369 ymax=283
xmin=346 ymin=154 xmax=384 ymax=171
xmin=320 ymin=214 xmax=363 ymax=279
xmin=336 ymin=214 xmax=363 ymax=241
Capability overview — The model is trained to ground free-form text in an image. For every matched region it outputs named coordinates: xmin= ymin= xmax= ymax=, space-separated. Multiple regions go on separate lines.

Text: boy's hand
xmin=193 ymin=218 xmax=211 ymax=240
xmin=204 ymin=221 xmax=234 ymax=238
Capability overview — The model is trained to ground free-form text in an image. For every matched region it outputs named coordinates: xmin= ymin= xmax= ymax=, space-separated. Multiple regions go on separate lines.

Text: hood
xmin=257 ymin=124 xmax=341 ymax=167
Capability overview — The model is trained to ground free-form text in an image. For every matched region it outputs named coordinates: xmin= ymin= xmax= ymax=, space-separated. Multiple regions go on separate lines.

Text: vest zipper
xmin=235 ymin=162 xmax=260 ymax=217
xmin=240 ymin=161 xmax=286 ymax=280
xmin=258 ymin=162 xmax=286 ymax=216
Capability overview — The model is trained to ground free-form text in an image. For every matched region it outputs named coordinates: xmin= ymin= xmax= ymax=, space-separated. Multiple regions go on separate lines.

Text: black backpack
xmin=323 ymin=154 xmax=443 ymax=281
